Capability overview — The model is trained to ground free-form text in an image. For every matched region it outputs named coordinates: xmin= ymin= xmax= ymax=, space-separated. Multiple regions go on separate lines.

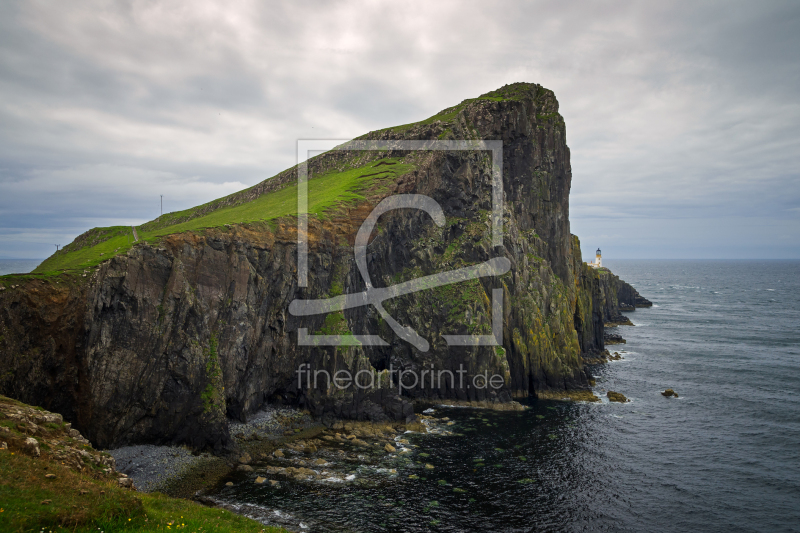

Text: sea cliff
xmin=0 ymin=83 xmax=648 ymax=452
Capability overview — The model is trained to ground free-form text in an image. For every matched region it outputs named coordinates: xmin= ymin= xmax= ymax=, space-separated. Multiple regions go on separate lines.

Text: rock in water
xmin=662 ymin=389 xmax=676 ymax=397
xmin=255 ymin=476 xmax=267 ymax=484
xmin=607 ymin=391 xmax=629 ymax=403
xmin=384 ymin=443 xmax=396 ymax=453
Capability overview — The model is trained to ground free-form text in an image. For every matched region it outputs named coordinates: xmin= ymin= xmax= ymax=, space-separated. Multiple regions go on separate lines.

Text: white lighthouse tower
xmin=593 ymin=247 xmax=602 ymax=268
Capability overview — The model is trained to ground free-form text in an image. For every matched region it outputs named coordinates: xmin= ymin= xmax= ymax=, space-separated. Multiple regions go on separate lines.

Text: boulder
xmin=607 ymin=391 xmax=628 ymax=403
xmin=238 ymin=452 xmax=252 ymax=464
xmin=662 ymin=389 xmax=675 ymax=397
xmin=23 ymin=437 xmax=40 ymax=457
xmin=254 ymin=476 xmax=267 ymax=484
xmin=236 ymin=464 xmax=254 ymax=472
xmin=384 ymin=443 xmax=396 ymax=453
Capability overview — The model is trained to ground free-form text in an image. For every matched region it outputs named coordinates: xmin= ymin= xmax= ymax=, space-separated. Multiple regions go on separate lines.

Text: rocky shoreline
xmin=113 ymin=400 xmax=520 ymax=505
xmin=110 ymin=405 xmax=315 ymax=496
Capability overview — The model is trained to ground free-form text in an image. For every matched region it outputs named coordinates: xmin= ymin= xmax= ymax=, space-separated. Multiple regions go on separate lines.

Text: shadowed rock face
xmin=0 ymin=83 xmax=647 ymax=451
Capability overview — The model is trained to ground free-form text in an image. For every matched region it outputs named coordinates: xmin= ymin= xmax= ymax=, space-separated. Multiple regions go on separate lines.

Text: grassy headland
xmin=31 ymin=157 xmax=414 ymax=275
xmin=24 ymin=82 xmax=561 ymax=278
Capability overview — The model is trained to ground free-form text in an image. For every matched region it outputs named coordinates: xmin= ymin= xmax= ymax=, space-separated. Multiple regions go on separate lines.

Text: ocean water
xmin=0 ymin=259 xmax=40 ymax=276
xmin=208 ymin=260 xmax=800 ymax=532
xmin=5 ymin=257 xmax=796 ymax=530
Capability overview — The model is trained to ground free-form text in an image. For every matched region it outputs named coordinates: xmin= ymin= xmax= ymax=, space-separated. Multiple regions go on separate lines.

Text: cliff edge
xmin=0 ymin=83 xmax=649 ymax=451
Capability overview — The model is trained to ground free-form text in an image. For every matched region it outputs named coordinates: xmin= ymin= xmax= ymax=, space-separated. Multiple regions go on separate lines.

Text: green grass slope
xmin=32 ymin=157 xmax=413 ymax=274
xmin=0 ymin=453 xmax=283 ymax=533
xmin=0 ymin=394 xmax=284 ymax=532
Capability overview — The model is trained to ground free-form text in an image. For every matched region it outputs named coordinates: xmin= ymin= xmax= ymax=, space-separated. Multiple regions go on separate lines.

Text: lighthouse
xmin=594 ymin=248 xmax=602 ymax=268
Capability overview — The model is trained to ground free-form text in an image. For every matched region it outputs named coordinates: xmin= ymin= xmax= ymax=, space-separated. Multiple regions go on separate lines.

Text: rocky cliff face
xmin=0 ymin=83 xmax=648 ymax=452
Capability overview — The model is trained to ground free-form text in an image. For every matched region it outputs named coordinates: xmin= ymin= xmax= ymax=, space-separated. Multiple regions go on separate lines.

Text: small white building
xmin=589 ymin=247 xmax=602 ymax=268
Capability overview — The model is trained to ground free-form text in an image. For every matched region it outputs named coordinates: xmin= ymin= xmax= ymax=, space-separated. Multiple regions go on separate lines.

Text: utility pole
xmin=161 ymin=195 xmax=163 ymax=216
xmin=54 ymin=244 xmax=60 ymax=251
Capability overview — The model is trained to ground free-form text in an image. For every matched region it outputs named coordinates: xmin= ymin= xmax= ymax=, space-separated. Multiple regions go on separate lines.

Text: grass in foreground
xmin=33 ymin=157 xmax=414 ymax=274
xmin=0 ymin=451 xmax=284 ymax=532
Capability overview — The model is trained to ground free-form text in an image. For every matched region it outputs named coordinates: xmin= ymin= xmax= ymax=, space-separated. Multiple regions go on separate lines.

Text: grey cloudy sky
xmin=0 ymin=0 xmax=798 ymax=260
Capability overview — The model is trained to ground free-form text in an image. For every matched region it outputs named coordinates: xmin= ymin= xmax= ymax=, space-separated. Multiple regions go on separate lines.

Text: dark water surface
xmin=212 ymin=260 xmax=800 ymax=532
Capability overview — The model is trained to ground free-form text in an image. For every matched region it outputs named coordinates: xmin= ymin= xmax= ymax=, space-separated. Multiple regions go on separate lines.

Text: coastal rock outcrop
xmin=0 ymin=83 xmax=649 ymax=451
xmin=0 ymin=395 xmax=118 ymax=475
xmin=607 ymin=391 xmax=629 ymax=403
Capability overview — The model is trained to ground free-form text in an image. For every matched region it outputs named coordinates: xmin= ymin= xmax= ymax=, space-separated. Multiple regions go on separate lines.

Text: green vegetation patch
xmin=0 ymin=452 xmax=284 ymax=532
xmin=35 ymin=226 xmax=136 ymax=274
xmin=316 ymin=312 xmax=351 ymax=336
xmin=390 ymin=105 xmax=465 ymax=133
xmin=201 ymin=335 xmax=225 ymax=416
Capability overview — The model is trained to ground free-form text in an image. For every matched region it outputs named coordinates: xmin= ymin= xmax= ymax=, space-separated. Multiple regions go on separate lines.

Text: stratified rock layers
xmin=0 ymin=83 xmax=647 ymax=451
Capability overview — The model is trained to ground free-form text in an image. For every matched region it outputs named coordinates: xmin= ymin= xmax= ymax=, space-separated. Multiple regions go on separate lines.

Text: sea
xmin=3 ymin=259 xmax=799 ymax=532
xmin=0 ymin=259 xmax=41 ymax=276
xmin=209 ymin=260 xmax=800 ymax=532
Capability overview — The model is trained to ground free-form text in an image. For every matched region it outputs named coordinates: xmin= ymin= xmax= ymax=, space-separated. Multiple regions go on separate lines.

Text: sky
xmin=0 ymin=0 xmax=798 ymax=261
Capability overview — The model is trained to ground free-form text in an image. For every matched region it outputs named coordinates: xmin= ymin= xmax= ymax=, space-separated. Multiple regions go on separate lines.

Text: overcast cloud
xmin=0 ymin=0 xmax=798 ymax=260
